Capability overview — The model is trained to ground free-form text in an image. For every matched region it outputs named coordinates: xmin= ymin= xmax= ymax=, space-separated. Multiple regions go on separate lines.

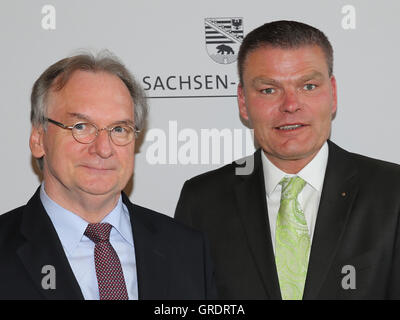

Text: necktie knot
xmin=280 ymin=176 xmax=306 ymax=200
xmin=84 ymin=223 xmax=112 ymax=244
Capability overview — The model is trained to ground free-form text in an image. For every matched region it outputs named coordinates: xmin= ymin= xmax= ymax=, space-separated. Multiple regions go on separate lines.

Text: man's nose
xmin=279 ymin=90 xmax=301 ymax=113
xmin=89 ymin=129 xmax=113 ymax=159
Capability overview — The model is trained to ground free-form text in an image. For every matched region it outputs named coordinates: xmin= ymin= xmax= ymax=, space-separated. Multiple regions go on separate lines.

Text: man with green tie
xmin=175 ymin=20 xmax=400 ymax=299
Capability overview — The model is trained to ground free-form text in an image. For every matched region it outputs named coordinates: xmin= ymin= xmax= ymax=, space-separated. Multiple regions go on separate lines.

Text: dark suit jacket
xmin=0 ymin=188 xmax=217 ymax=300
xmin=175 ymin=140 xmax=400 ymax=299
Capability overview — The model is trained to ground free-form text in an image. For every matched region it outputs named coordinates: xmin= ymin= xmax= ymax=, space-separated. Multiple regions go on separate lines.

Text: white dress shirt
xmin=261 ymin=142 xmax=329 ymax=254
xmin=40 ymin=184 xmax=138 ymax=300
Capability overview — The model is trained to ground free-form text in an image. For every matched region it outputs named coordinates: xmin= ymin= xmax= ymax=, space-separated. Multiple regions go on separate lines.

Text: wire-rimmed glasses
xmin=45 ymin=118 xmax=139 ymax=146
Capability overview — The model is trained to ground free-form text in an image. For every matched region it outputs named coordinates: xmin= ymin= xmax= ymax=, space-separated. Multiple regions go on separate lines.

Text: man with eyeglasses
xmin=0 ymin=51 xmax=217 ymax=300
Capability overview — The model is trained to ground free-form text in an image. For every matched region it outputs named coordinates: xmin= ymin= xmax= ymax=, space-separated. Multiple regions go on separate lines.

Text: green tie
xmin=275 ymin=176 xmax=310 ymax=300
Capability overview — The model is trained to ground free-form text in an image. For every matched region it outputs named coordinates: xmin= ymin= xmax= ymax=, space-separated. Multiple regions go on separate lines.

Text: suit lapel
xmin=17 ymin=189 xmax=84 ymax=299
xmin=123 ymin=195 xmax=170 ymax=300
xmin=303 ymin=141 xmax=359 ymax=299
xmin=233 ymin=150 xmax=282 ymax=299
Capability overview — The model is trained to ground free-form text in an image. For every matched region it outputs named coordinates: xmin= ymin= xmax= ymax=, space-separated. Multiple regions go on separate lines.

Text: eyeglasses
xmin=45 ymin=118 xmax=139 ymax=146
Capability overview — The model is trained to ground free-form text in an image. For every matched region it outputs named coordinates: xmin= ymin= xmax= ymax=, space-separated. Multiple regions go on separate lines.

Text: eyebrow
xmin=298 ymin=71 xmax=325 ymax=82
xmin=252 ymin=71 xmax=326 ymax=86
xmin=67 ymin=112 xmax=134 ymax=125
xmin=252 ymin=77 xmax=279 ymax=86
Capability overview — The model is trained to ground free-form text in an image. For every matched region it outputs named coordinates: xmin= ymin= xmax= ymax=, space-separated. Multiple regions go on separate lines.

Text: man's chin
xmin=264 ymin=146 xmax=319 ymax=162
xmin=76 ymin=183 xmax=121 ymax=197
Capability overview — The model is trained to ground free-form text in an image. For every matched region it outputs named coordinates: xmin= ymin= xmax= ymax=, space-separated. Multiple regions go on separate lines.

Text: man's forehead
xmin=49 ymin=70 xmax=131 ymax=99
xmin=248 ymin=43 xmax=326 ymax=57
xmin=46 ymin=70 xmax=134 ymax=119
xmin=54 ymin=69 xmax=125 ymax=90
xmin=243 ymin=45 xmax=330 ymax=77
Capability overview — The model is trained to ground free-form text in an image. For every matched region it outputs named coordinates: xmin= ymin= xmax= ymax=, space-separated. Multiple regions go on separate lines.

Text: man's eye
xmin=113 ymin=126 xmax=127 ymax=134
xmin=304 ymin=84 xmax=316 ymax=91
xmin=261 ymin=88 xmax=275 ymax=94
xmin=74 ymin=123 xmax=87 ymax=131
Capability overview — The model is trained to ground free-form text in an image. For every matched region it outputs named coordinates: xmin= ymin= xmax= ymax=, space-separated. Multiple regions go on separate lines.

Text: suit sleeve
xmin=175 ymin=181 xmax=219 ymax=299
xmin=202 ymin=232 xmax=218 ymax=299
xmin=388 ymin=208 xmax=400 ymax=299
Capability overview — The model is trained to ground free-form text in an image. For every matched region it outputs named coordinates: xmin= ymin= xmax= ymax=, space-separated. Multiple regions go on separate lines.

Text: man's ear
xmin=330 ymin=75 xmax=338 ymax=116
xmin=29 ymin=126 xmax=45 ymax=159
xmin=237 ymin=84 xmax=249 ymax=121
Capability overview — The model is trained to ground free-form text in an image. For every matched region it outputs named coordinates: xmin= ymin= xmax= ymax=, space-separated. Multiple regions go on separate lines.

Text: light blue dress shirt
xmin=40 ymin=184 xmax=138 ymax=300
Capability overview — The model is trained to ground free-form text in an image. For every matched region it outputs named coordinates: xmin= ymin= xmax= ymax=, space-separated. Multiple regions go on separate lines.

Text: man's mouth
xmin=276 ymin=124 xmax=305 ymax=131
xmin=81 ymin=165 xmax=114 ymax=171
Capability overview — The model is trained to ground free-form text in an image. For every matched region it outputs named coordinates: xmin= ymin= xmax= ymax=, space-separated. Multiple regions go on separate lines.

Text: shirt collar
xmin=261 ymin=141 xmax=329 ymax=196
xmin=40 ymin=184 xmax=133 ymax=255
xmin=101 ymin=196 xmax=133 ymax=246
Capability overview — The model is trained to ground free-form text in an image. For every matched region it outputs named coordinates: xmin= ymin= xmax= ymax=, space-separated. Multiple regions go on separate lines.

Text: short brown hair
xmin=238 ymin=20 xmax=334 ymax=84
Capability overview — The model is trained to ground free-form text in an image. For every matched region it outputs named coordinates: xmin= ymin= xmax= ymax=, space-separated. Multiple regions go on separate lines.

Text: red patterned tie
xmin=84 ymin=223 xmax=129 ymax=300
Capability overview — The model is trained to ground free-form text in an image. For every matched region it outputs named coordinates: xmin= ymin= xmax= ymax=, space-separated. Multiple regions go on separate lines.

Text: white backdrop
xmin=1 ymin=0 xmax=399 ymax=216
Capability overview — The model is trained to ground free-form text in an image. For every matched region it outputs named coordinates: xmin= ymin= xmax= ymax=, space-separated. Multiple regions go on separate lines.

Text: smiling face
xmin=238 ymin=45 xmax=337 ymax=173
xmin=30 ymin=70 xmax=135 ymax=206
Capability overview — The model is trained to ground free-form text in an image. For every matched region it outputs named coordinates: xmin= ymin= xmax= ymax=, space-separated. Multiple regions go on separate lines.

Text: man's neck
xmin=264 ymin=150 xmax=321 ymax=174
xmin=43 ymin=180 xmax=120 ymax=223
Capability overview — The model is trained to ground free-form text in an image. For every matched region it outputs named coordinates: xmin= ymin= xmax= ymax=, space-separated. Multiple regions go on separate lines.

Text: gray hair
xmin=31 ymin=50 xmax=148 ymax=169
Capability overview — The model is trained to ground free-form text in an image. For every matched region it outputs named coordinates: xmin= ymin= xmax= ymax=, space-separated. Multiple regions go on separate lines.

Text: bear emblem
xmin=216 ymin=44 xmax=235 ymax=55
